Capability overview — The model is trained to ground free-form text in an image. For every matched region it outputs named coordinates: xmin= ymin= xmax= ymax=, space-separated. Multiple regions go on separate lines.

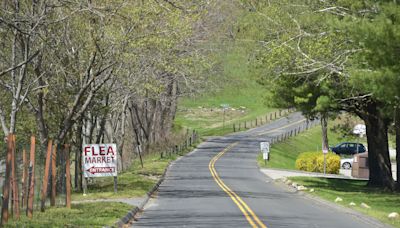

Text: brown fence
xmin=159 ymin=129 xmax=199 ymax=159
xmin=233 ymin=108 xmax=296 ymax=132
xmin=1 ymin=135 xmax=71 ymax=225
xmin=269 ymin=119 xmax=320 ymax=145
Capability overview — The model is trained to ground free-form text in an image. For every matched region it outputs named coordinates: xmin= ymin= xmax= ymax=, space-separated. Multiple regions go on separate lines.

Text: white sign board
xmin=322 ymin=148 xmax=329 ymax=154
xmin=260 ymin=142 xmax=270 ymax=153
xmin=260 ymin=142 xmax=270 ymax=161
xmin=83 ymin=144 xmax=117 ymax=178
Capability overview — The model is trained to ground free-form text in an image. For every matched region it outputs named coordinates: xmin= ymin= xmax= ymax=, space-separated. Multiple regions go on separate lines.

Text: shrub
xmin=295 ymin=151 xmax=340 ymax=174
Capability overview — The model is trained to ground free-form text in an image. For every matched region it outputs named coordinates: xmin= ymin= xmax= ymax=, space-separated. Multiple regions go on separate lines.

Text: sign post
xmin=260 ymin=142 xmax=270 ymax=166
xmin=322 ymin=148 xmax=328 ymax=174
xmin=82 ymin=144 xmax=118 ymax=194
xmin=220 ymin=104 xmax=230 ymax=128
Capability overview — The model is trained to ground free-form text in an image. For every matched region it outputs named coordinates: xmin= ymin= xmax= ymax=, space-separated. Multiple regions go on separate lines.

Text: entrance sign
xmin=83 ymin=144 xmax=117 ymax=178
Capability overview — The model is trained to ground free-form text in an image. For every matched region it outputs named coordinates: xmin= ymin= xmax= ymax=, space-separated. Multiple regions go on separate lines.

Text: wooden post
xmin=41 ymin=140 xmax=53 ymax=212
xmin=65 ymin=145 xmax=71 ymax=209
xmin=27 ymin=136 xmax=35 ymax=218
xmin=279 ymin=110 xmax=282 ymax=116
xmin=11 ymin=135 xmax=20 ymax=219
xmin=238 ymin=123 xmax=241 ymax=131
xmin=22 ymin=149 xmax=28 ymax=208
xmin=82 ymin=177 xmax=88 ymax=195
xmin=113 ymin=176 xmax=118 ymax=193
xmin=256 ymin=118 xmax=258 ymax=126
xmin=244 ymin=122 xmax=247 ymax=129
xmin=270 ymin=113 xmax=273 ymax=120
xmin=50 ymin=145 xmax=57 ymax=206
xmin=1 ymin=134 xmax=13 ymax=225
xmin=233 ymin=124 xmax=236 ymax=132
xmin=275 ymin=112 xmax=277 ymax=119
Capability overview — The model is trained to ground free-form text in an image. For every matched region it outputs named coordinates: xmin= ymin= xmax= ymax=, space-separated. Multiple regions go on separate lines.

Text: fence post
xmin=11 ymin=134 xmax=20 ymax=219
xmin=256 ymin=118 xmax=258 ymax=126
xmin=244 ymin=122 xmax=247 ymax=129
xmin=238 ymin=123 xmax=241 ymax=131
xmin=27 ymin=136 xmax=35 ymax=218
xmin=65 ymin=145 xmax=71 ymax=209
xmin=51 ymin=145 xmax=57 ymax=206
xmin=22 ymin=149 xmax=28 ymax=209
xmin=270 ymin=113 xmax=273 ymax=120
xmin=41 ymin=140 xmax=53 ymax=212
xmin=275 ymin=112 xmax=277 ymax=119
xmin=233 ymin=124 xmax=236 ymax=132
xmin=1 ymin=134 xmax=13 ymax=225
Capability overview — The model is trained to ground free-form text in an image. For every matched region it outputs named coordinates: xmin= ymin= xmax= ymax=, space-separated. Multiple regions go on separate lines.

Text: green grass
xmin=288 ymin=177 xmax=400 ymax=228
xmin=257 ymin=125 xmax=344 ymax=170
xmin=72 ymin=153 xmax=182 ymax=201
xmin=5 ymin=202 xmax=132 ymax=227
xmin=7 ymin=149 xmax=194 ymax=227
xmin=176 ymin=46 xmax=275 ymax=136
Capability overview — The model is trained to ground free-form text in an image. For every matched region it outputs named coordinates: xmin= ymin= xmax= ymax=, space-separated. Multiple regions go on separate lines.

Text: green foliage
xmin=295 ymin=151 xmax=340 ymax=174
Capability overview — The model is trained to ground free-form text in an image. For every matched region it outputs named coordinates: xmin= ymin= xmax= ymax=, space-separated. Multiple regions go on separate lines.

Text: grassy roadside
xmin=6 ymin=148 xmax=195 ymax=227
xmin=5 ymin=202 xmax=131 ymax=228
xmin=288 ymin=177 xmax=400 ymax=228
xmin=257 ymin=125 xmax=344 ymax=170
xmin=72 ymin=153 xmax=175 ymax=201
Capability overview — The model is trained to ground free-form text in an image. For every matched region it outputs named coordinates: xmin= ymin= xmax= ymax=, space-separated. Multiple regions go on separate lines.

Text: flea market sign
xmin=83 ymin=144 xmax=117 ymax=178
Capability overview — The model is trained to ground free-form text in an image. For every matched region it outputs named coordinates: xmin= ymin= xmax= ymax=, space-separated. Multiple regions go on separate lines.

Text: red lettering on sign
xmin=100 ymin=146 xmax=106 ymax=155
xmin=84 ymin=146 xmax=91 ymax=156
xmin=107 ymin=146 xmax=115 ymax=155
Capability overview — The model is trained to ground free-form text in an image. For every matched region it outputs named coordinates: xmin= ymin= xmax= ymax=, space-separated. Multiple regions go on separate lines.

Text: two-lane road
xmin=133 ymin=113 xmax=384 ymax=228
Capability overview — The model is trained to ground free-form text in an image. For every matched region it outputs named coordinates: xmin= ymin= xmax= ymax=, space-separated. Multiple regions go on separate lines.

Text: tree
xmin=239 ymin=0 xmax=399 ymax=190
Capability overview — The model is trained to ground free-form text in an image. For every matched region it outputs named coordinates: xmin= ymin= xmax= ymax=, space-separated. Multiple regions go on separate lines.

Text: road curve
xmin=133 ymin=112 xmax=383 ymax=228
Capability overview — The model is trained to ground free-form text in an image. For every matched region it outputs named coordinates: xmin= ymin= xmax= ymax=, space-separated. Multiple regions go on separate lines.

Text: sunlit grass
xmin=289 ymin=177 xmax=400 ymax=228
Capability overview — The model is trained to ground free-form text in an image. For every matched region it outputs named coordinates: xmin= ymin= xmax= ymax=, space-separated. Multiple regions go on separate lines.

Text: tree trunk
xmin=395 ymin=107 xmax=400 ymax=189
xmin=74 ymin=120 xmax=83 ymax=191
xmin=321 ymin=113 xmax=329 ymax=152
xmin=362 ymin=105 xmax=396 ymax=190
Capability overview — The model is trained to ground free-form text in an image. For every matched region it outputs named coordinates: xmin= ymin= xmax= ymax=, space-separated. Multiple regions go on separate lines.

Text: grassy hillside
xmin=257 ymin=124 xmax=348 ymax=170
xmin=176 ymin=45 xmax=275 ymax=136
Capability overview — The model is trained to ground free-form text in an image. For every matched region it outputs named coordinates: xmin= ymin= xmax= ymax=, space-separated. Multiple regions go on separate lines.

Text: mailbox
xmin=351 ymin=152 xmax=369 ymax=179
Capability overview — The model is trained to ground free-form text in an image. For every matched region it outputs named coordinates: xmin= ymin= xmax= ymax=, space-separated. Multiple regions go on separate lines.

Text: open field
xmin=176 ymin=47 xmax=275 ymax=136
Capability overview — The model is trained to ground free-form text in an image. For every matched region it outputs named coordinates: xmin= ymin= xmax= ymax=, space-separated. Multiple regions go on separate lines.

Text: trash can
xmin=351 ymin=152 xmax=369 ymax=179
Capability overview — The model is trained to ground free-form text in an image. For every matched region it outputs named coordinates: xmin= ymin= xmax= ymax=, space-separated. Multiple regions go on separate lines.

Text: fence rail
xmin=233 ymin=108 xmax=296 ymax=133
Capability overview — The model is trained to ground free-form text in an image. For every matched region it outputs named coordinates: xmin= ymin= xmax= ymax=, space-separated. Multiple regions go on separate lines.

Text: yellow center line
xmin=209 ymin=143 xmax=267 ymax=228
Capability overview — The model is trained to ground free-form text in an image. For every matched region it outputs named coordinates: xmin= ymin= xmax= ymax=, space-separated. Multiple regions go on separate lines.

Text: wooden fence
xmin=233 ymin=108 xmax=296 ymax=132
xmin=1 ymin=135 xmax=71 ymax=225
xmin=160 ymin=129 xmax=199 ymax=158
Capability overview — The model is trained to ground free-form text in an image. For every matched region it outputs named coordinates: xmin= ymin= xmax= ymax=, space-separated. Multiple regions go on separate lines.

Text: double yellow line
xmin=208 ymin=142 xmax=267 ymax=228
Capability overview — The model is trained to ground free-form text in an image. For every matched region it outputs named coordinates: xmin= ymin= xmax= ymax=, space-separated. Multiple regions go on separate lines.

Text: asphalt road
xmin=133 ymin=112 xmax=384 ymax=228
